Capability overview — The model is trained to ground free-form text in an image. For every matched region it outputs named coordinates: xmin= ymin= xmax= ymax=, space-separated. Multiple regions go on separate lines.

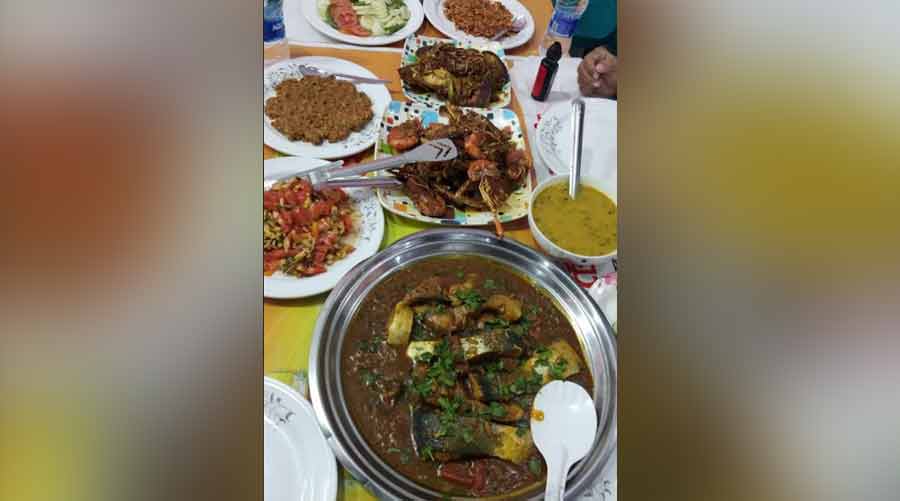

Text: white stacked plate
xmin=536 ymin=98 xmax=617 ymax=178
xmin=264 ymin=377 xmax=337 ymax=501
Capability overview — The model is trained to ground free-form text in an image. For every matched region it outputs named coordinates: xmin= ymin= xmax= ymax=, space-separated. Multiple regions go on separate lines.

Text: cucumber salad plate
xmin=303 ymin=0 xmax=425 ymax=46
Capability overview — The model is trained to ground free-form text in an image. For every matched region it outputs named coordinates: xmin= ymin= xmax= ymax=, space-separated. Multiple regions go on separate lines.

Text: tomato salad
xmin=263 ymin=177 xmax=356 ymax=277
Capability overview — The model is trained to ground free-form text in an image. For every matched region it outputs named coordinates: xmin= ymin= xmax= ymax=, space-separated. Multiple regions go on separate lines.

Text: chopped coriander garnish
xmin=484 ymin=318 xmax=510 ymax=330
xmin=483 ymin=279 xmax=497 ymax=289
xmin=387 ymin=447 xmax=412 ymax=464
xmin=437 ymin=395 xmax=463 ymax=438
xmin=487 ymin=401 xmax=506 ymax=418
xmin=454 ymin=289 xmax=485 ymax=310
xmin=425 ymin=340 xmax=458 ymax=388
xmin=360 ymin=370 xmax=380 ymax=387
xmin=528 ymin=457 xmax=542 ymax=475
xmin=549 ymin=357 xmax=569 ymax=379
xmin=410 ymin=377 xmax=434 ymax=397
xmin=356 ymin=335 xmax=383 ymax=354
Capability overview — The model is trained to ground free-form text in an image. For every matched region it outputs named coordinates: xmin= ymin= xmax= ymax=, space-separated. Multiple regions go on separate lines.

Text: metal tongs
xmin=296 ymin=64 xmax=391 ymax=85
xmin=266 ymin=138 xmax=459 ymax=189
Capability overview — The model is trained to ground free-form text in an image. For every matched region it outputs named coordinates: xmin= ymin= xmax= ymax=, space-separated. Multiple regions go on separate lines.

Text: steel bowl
xmin=309 ymin=229 xmax=617 ymax=500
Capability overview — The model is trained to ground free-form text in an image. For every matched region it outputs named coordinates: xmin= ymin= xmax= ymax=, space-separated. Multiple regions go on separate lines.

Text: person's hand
xmin=578 ymin=47 xmax=617 ymax=98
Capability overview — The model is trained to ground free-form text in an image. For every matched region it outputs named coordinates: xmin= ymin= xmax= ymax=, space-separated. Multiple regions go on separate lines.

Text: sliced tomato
xmin=282 ymin=190 xmax=298 ymax=207
xmin=292 ymin=207 xmax=313 ymax=226
xmin=263 ymin=261 xmax=280 ymax=275
xmin=312 ymin=233 xmax=338 ymax=265
xmin=279 ymin=210 xmax=294 ymax=228
xmin=329 ymin=1 xmax=370 ymax=36
xmin=293 ymin=179 xmax=312 ymax=202
xmin=263 ymin=191 xmax=281 ymax=209
xmin=471 ymin=460 xmax=487 ymax=495
xmin=321 ymin=188 xmax=348 ymax=203
xmin=310 ymin=200 xmax=333 ymax=220
xmin=437 ymin=462 xmax=474 ymax=487
xmin=302 ymin=264 xmax=327 ymax=276
xmin=343 ymin=24 xmax=370 ymax=37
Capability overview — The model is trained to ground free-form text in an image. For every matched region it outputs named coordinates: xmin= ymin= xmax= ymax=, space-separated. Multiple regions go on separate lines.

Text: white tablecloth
xmin=509 ymin=56 xmax=587 ymax=181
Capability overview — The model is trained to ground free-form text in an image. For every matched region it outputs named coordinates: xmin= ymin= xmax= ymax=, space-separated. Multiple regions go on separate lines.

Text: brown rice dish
xmin=443 ymin=0 xmax=513 ymax=38
xmin=265 ymin=76 xmax=374 ymax=144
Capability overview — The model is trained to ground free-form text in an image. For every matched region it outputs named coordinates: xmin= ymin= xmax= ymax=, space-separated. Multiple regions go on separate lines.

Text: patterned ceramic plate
xmin=264 ymin=377 xmax=338 ymax=501
xmin=536 ymin=98 xmax=617 ymax=175
xmin=264 ymin=57 xmax=391 ymax=159
xmin=264 ymin=157 xmax=384 ymax=299
xmin=400 ymin=36 xmax=511 ymax=110
xmin=422 ymin=0 xmax=535 ymax=50
xmin=374 ymin=100 xmax=531 ymax=226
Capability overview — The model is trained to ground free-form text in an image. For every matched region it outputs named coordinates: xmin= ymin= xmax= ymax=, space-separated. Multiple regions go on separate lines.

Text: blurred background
xmin=620 ymin=1 xmax=900 ymax=501
xmin=2 ymin=1 xmax=899 ymax=500
xmin=0 ymin=1 xmax=262 ymax=501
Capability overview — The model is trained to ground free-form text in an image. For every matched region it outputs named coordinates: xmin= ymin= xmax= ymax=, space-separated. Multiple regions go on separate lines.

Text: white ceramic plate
xmin=374 ymin=100 xmax=532 ymax=226
xmin=263 ymin=157 xmax=384 ymax=299
xmin=423 ymin=0 xmax=535 ymax=50
xmin=302 ymin=0 xmax=425 ymax=46
xmin=400 ymin=36 xmax=511 ymax=109
xmin=264 ymin=57 xmax=391 ymax=159
xmin=264 ymin=377 xmax=337 ymax=501
xmin=536 ymin=98 xmax=617 ymax=177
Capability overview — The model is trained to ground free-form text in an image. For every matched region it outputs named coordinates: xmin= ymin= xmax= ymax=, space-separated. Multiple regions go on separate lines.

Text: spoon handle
xmin=543 ymin=449 xmax=569 ymax=501
xmin=569 ymin=98 xmax=586 ymax=199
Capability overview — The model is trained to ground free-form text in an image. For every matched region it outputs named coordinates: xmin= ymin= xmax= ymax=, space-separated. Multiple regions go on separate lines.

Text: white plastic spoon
xmin=531 ymin=380 xmax=597 ymax=501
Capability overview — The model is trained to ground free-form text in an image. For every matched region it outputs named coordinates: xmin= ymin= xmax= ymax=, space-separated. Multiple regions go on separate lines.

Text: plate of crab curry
xmin=374 ymin=101 xmax=533 ymax=235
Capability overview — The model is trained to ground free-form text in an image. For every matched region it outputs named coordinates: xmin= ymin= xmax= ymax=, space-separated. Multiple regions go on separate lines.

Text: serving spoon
xmin=295 ymin=64 xmax=391 ymax=85
xmin=569 ymin=98 xmax=586 ymax=199
xmin=531 ymin=380 xmax=597 ymax=501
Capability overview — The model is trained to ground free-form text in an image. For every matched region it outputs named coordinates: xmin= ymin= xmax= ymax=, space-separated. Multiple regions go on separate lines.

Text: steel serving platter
xmin=308 ymin=229 xmax=617 ymax=500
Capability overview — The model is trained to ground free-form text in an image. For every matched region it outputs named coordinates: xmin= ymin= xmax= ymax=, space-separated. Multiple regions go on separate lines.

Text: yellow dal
xmin=533 ymin=183 xmax=617 ymax=256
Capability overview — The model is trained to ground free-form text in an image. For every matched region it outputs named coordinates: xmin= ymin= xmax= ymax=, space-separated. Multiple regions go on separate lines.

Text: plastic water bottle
xmin=264 ymin=0 xmax=289 ymax=66
xmin=539 ymin=0 xmax=589 ymax=57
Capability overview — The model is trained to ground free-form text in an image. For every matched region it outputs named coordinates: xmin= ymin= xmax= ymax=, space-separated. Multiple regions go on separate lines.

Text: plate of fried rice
xmin=423 ymin=0 xmax=534 ymax=50
xmin=264 ymin=157 xmax=384 ymax=299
